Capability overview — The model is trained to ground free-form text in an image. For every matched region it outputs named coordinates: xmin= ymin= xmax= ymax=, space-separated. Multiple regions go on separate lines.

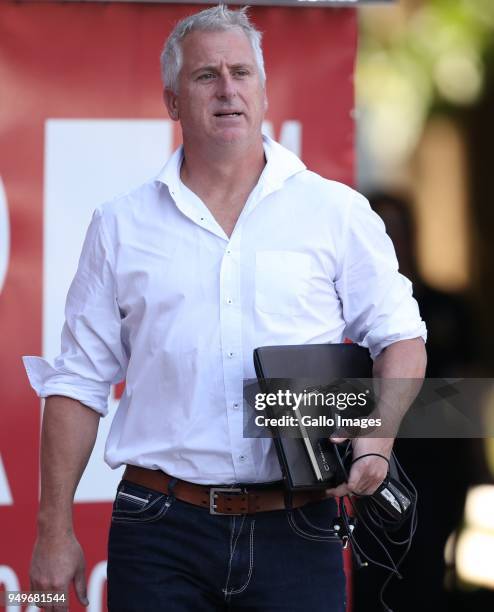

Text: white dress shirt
xmin=23 ymin=136 xmax=426 ymax=484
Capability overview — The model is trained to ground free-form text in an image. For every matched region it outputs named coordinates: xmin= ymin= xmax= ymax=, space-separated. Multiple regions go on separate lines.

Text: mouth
xmin=213 ymin=112 xmax=243 ymax=118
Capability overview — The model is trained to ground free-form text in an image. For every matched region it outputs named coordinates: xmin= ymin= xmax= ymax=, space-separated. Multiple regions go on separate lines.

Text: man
xmin=24 ymin=6 xmax=426 ymax=611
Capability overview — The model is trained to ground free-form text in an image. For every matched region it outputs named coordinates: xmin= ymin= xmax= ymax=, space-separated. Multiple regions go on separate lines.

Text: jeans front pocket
xmin=286 ymin=498 xmax=341 ymax=542
xmin=111 ymin=480 xmax=174 ymax=524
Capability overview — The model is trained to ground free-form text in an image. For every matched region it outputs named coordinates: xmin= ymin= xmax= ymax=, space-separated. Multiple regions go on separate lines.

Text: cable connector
xmin=331 ymin=516 xmax=355 ymax=548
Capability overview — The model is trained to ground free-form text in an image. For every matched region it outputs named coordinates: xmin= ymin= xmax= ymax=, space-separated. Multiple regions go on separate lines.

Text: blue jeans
xmin=107 ymin=479 xmax=346 ymax=611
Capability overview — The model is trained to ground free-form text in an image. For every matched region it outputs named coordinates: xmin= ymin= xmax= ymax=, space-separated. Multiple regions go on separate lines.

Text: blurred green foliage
xmin=359 ymin=0 xmax=494 ymax=108
xmin=356 ymin=0 xmax=494 ymax=164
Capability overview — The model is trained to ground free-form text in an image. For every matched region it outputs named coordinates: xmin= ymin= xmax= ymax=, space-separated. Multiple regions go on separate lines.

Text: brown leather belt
xmin=123 ymin=465 xmax=331 ymax=515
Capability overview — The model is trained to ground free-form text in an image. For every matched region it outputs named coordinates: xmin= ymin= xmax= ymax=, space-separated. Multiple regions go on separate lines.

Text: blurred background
xmin=354 ymin=1 xmax=494 ymax=610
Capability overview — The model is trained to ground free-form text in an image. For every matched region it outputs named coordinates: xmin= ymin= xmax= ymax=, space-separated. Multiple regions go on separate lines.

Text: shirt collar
xmin=154 ymin=133 xmax=306 ymax=196
xmin=260 ymin=134 xmax=306 ymax=189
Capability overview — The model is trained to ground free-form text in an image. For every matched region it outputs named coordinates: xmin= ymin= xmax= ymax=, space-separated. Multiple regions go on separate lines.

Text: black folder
xmin=253 ymin=343 xmax=373 ymax=491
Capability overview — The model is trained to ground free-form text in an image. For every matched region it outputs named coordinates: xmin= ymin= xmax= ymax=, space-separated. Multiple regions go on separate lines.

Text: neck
xmin=180 ymin=137 xmax=266 ymax=197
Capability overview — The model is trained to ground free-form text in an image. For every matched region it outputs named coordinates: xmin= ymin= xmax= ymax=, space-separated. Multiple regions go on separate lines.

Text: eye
xmin=197 ymin=72 xmax=216 ymax=81
xmin=233 ymin=69 xmax=249 ymax=78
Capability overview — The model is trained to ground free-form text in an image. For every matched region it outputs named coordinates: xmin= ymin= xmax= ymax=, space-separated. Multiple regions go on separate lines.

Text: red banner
xmin=0 ymin=2 xmax=356 ymax=610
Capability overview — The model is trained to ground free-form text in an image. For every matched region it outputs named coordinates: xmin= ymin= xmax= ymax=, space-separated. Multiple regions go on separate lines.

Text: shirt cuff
xmin=362 ymin=321 xmax=428 ymax=360
xmin=22 ymin=355 xmax=110 ymax=416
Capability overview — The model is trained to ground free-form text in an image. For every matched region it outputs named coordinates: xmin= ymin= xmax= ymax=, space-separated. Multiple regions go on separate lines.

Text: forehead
xmin=180 ymin=28 xmax=256 ymax=70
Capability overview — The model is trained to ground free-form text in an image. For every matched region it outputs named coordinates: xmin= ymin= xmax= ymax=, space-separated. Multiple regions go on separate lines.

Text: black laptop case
xmin=253 ymin=343 xmax=373 ymax=491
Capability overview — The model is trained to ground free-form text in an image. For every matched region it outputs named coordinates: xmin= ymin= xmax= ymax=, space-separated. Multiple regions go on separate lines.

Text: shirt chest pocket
xmin=255 ymin=251 xmax=311 ymax=316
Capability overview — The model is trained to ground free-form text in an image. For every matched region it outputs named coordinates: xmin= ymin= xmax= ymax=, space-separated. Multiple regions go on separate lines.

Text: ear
xmin=163 ymin=88 xmax=179 ymax=122
xmin=264 ymin=92 xmax=268 ymax=113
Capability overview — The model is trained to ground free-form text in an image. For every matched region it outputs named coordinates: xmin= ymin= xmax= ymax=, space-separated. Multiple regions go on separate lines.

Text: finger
xmin=325 ymin=483 xmax=350 ymax=498
xmin=360 ymin=480 xmax=385 ymax=496
xmin=30 ymin=577 xmax=68 ymax=611
xmin=74 ymin=566 xmax=89 ymax=607
xmin=46 ymin=594 xmax=69 ymax=612
xmin=348 ymin=473 xmax=373 ymax=495
xmin=37 ymin=601 xmax=64 ymax=612
xmin=45 ymin=586 xmax=69 ymax=612
xmin=348 ymin=473 xmax=385 ymax=496
xmin=329 ymin=436 xmax=347 ymax=444
xmin=52 ymin=598 xmax=69 ymax=612
xmin=347 ymin=459 xmax=388 ymax=493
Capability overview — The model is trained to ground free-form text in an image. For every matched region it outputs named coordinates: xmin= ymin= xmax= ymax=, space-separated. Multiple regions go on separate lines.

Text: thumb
xmin=74 ymin=565 xmax=89 ymax=607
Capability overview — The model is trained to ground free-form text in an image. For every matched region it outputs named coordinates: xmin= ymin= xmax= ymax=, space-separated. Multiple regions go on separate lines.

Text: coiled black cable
xmin=332 ymin=442 xmax=418 ymax=612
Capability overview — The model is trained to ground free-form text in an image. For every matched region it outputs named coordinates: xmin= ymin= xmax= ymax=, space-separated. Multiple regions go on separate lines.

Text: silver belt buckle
xmin=209 ymin=487 xmax=244 ymax=515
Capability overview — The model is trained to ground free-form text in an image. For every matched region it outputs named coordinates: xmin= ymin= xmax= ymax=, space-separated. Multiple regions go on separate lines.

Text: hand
xmin=30 ymin=532 xmax=88 ymax=611
xmin=325 ymin=437 xmax=393 ymax=498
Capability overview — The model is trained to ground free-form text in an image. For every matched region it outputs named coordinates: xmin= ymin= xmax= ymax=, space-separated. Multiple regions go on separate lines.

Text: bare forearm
xmin=38 ymin=395 xmax=100 ymax=535
xmin=373 ymin=337 xmax=427 ymax=379
xmin=328 ymin=338 xmax=427 ymax=496
xmin=373 ymin=337 xmax=427 ymax=436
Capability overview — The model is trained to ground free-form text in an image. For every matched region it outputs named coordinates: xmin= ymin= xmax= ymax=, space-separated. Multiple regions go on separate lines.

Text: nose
xmin=216 ymin=72 xmax=237 ymax=100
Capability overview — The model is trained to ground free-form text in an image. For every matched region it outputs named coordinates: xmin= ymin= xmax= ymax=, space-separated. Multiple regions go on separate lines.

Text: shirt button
xmin=226 ymin=249 xmax=232 ymax=255
xmin=228 ymin=351 xmax=235 ymax=358
xmin=233 ymin=402 xmax=239 ymax=410
xmin=226 ymin=298 xmax=233 ymax=305
xmin=239 ymin=455 xmax=247 ymax=463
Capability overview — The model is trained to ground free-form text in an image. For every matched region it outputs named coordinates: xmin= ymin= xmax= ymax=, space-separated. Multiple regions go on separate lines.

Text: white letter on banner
xmin=44 ymin=119 xmax=172 ymax=503
xmin=0 ymin=454 xmax=13 ymax=506
xmin=87 ymin=560 xmax=107 ymax=612
xmin=0 ymin=566 xmax=20 ymax=612
xmin=262 ymin=121 xmax=302 ymax=157
xmin=0 ymin=176 xmax=10 ymax=294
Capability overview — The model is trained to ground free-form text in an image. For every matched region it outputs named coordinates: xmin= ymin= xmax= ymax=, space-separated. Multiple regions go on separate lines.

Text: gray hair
xmin=160 ymin=5 xmax=266 ymax=93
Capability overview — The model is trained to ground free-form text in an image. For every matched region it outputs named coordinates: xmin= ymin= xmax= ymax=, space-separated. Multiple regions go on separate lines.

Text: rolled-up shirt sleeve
xmin=335 ymin=192 xmax=427 ymax=360
xmin=23 ymin=207 xmax=127 ymax=416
